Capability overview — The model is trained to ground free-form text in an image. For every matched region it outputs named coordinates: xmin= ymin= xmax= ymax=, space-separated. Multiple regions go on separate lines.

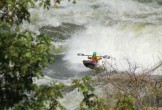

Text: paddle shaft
xmin=77 ymin=53 xmax=115 ymax=60
xmin=77 ymin=53 xmax=103 ymax=57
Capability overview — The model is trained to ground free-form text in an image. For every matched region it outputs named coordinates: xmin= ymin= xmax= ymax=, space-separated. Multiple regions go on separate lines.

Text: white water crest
xmin=65 ymin=23 xmax=162 ymax=71
xmin=21 ymin=0 xmax=162 ymax=71
xmin=62 ymin=0 xmax=162 ymax=71
xmin=19 ymin=0 xmax=162 ymax=72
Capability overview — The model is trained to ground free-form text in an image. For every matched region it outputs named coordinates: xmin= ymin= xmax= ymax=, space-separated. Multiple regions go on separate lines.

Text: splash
xmin=64 ymin=22 xmax=162 ymax=71
xmin=22 ymin=0 xmax=162 ymax=71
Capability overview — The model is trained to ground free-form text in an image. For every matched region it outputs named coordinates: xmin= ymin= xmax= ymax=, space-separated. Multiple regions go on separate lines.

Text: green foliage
xmin=72 ymin=76 xmax=94 ymax=93
xmin=0 ymin=23 xmax=53 ymax=109
xmin=114 ymin=94 xmax=135 ymax=110
xmin=0 ymin=0 xmax=77 ymax=26
xmin=72 ymin=76 xmax=108 ymax=110
xmin=0 ymin=0 xmax=51 ymax=25
xmin=14 ymin=83 xmax=65 ymax=110
xmin=0 ymin=0 xmax=81 ymax=109
xmin=0 ymin=0 xmax=80 ymax=109
xmin=39 ymin=0 xmax=51 ymax=9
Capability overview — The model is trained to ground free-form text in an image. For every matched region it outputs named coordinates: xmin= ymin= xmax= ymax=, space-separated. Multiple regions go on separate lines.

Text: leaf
xmin=5 ymin=54 xmax=8 ymax=59
xmin=49 ymin=90 xmax=54 ymax=96
xmin=29 ymin=0 xmax=35 ymax=7
xmin=25 ymin=52 xmax=31 ymax=58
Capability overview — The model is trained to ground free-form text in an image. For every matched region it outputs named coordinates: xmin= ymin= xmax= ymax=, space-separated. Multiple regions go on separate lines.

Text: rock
xmin=39 ymin=22 xmax=85 ymax=42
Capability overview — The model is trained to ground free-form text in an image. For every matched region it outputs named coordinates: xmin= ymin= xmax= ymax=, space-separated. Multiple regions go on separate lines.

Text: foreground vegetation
xmin=1 ymin=0 xmax=162 ymax=110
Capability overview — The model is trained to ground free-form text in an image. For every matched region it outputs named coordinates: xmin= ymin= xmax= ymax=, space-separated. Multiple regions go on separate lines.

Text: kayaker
xmin=88 ymin=52 xmax=101 ymax=64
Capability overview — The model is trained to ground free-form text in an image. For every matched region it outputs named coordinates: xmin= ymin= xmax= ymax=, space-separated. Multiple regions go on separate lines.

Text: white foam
xmin=21 ymin=0 xmax=162 ymax=72
xmin=64 ymin=23 xmax=162 ymax=71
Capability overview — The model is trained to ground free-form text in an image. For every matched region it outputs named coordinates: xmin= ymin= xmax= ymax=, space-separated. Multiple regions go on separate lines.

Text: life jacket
xmin=88 ymin=56 xmax=101 ymax=63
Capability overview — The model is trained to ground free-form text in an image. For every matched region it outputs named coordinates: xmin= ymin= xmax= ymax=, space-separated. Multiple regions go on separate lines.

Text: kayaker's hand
xmin=88 ymin=56 xmax=91 ymax=59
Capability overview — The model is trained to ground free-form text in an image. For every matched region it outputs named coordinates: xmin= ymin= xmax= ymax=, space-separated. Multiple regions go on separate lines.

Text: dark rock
xmin=91 ymin=4 xmax=100 ymax=9
xmin=39 ymin=22 xmax=85 ymax=42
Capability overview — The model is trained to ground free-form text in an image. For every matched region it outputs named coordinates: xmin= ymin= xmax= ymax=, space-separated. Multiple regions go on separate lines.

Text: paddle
xmin=77 ymin=53 xmax=115 ymax=60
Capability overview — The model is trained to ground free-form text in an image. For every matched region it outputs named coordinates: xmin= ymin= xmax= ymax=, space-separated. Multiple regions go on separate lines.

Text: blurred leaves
xmin=72 ymin=76 xmax=94 ymax=93
xmin=0 ymin=0 xmax=77 ymax=26
xmin=0 ymin=0 xmax=78 ymax=109
xmin=14 ymin=83 xmax=65 ymax=110
xmin=114 ymin=94 xmax=135 ymax=110
xmin=72 ymin=76 xmax=108 ymax=110
xmin=0 ymin=23 xmax=53 ymax=109
xmin=0 ymin=0 xmax=51 ymax=26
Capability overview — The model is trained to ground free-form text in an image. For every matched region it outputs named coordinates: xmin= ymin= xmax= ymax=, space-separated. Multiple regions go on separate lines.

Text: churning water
xmin=23 ymin=0 xmax=162 ymax=69
xmin=22 ymin=0 xmax=162 ymax=109
xmin=63 ymin=0 xmax=162 ymax=71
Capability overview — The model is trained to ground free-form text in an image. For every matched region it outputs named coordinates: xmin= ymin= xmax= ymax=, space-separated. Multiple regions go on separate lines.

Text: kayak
xmin=83 ymin=60 xmax=98 ymax=69
xmin=78 ymin=53 xmax=115 ymax=72
xmin=83 ymin=60 xmax=106 ymax=73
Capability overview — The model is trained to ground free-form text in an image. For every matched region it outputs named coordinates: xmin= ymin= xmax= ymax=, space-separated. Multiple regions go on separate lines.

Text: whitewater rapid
xmin=21 ymin=0 xmax=162 ymax=72
xmin=21 ymin=0 xmax=162 ymax=109
xmin=64 ymin=23 xmax=162 ymax=71
xmin=62 ymin=0 xmax=162 ymax=71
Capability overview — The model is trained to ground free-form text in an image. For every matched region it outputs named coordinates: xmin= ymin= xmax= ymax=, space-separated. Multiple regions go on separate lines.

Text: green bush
xmin=0 ymin=24 xmax=53 ymax=109
xmin=114 ymin=94 xmax=135 ymax=110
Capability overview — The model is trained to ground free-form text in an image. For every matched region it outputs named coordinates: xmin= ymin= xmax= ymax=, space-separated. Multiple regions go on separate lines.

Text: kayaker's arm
xmin=88 ymin=56 xmax=92 ymax=59
xmin=97 ymin=56 xmax=102 ymax=60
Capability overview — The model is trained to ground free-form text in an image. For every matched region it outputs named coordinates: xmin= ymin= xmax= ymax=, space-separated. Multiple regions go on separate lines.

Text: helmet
xmin=93 ymin=52 xmax=96 ymax=55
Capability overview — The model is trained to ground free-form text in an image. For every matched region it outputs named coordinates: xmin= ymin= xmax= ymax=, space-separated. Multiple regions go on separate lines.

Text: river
xmin=22 ymin=0 xmax=162 ymax=109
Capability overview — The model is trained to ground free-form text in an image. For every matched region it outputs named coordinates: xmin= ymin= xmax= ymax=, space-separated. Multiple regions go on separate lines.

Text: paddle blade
xmin=77 ymin=53 xmax=85 ymax=56
xmin=102 ymin=55 xmax=110 ymax=59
